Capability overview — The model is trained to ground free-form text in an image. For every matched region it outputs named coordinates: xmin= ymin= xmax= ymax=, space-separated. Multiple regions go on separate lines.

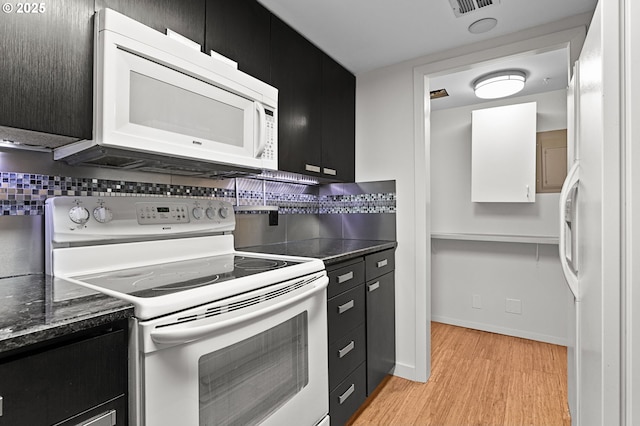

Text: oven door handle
xmin=149 ymin=276 xmax=328 ymax=345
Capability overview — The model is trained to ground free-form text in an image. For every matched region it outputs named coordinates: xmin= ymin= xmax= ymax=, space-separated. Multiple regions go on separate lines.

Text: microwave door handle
xmin=255 ymin=101 xmax=267 ymax=158
xmin=559 ymin=162 xmax=580 ymax=300
xmin=150 ymin=276 xmax=328 ymax=345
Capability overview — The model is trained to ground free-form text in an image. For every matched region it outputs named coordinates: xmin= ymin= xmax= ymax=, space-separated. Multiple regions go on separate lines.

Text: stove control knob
xmin=93 ymin=206 xmax=113 ymax=224
xmin=218 ymin=206 xmax=229 ymax=219
xmin=192 ymin=207 xmax=204 ymax=220
xmin=205 ymin=207 xmax=216 ymax=220
xmin=69 ymin=206 xmax=90 ymax=225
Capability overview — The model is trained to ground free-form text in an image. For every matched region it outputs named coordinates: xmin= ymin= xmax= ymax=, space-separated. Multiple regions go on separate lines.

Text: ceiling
xmin=258 ymin=0 xmax=596 ymax=110
xmin=257 ymin=0 xmax=597 ymax=74
xmin=428 ymin=47 xmax=569 ymax=110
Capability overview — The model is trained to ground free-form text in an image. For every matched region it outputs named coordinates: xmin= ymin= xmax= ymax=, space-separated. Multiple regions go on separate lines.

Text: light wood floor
xmin=349 ymin=322 xmax=570 ymax=426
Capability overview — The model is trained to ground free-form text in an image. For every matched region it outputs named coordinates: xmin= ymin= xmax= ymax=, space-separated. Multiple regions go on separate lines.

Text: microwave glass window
xmin=129 ymin=71 xmax=244 ymax=147
xmin=198 ymin=312 xmax=309 ymax=426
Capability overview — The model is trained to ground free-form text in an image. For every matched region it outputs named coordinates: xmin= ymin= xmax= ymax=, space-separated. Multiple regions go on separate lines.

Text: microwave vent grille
xmin=58 ymin=145 xmax=261 ymax=178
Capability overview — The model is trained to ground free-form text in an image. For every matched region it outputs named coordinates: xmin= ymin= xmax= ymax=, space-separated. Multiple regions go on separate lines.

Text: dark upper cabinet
xmin=321 ymin=54 xmax=356 ymax=182
xmin=204 ymin=0 xmax=271 ymax=83
xmin=0 ymin=0 xmax=94 ymax=140
xmin=270 ymin=15 xmax=323 ymax=177
xmin=99 ymin=0 xmax=206 ymax=48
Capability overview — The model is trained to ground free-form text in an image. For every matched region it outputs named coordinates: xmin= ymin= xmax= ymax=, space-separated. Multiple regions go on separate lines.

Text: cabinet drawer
xmin=329 ymin=363 xmax=367 ymax=426
xmin=328 ymin=323 xmax=366 ymax=391
xmin=327 ymin=284 xmax=365 ymax=344
xmin=327 ymin=260 xmax=365 ymax=298
xmin=0 ymin=329 xmax=127 ymax=426
xmin=365 ymin=249 xmax=395 ymax=280
xmin=58 ymin=395 xmax=126 ymax=426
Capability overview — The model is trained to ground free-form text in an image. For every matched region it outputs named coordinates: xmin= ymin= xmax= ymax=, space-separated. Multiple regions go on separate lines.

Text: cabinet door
xmin=366 ymin=271 xmax=396 ymax=395
xmin=99 ymin=0 xmax=205 ymax=48
xmin=471 ymin=102 xmax=537 ymax=202
xmin=0 ymin=0 xmax=93 ymax=140
xmin=270 ymin=15 xmax=323 ymax=177
xmin=0 ymin=329 xmax=127 ymax=426
xmin=321 ymin=54 xmax=356 ymax=182
xmin=205 ymin=0 xmax=270 ymax=83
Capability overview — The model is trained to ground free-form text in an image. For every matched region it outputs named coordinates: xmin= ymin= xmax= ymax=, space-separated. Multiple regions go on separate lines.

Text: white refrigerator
xmin=559 ymin=0 xmax=639 ymax=424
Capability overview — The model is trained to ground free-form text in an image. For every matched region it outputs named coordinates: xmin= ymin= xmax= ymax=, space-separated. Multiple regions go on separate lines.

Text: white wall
xmin=429 ymin=90 xmax=570 ymax=345
xmin=431 ymin=90 xmax=567 ymax=237
xmin=431 ymin=240 xmax=571 ymax=344
xmin=356 ymin=65 xmax=419 ymax=379
xmin=356 ymin=15 xmax=590 ymax=381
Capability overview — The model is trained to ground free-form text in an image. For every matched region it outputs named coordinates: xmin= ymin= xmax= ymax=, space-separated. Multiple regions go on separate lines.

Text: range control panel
xmin=136 ymin=201 xmax=231 ymax=225
xmin=46 ymin=196 xmax=236 ymax=244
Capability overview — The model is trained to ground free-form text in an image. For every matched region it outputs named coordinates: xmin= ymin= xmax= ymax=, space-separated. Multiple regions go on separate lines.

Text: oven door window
xmin=198 ymin=312 xmax=309 ymax=426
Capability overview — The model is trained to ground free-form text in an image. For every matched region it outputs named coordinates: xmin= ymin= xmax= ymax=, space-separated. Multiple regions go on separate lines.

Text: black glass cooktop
xmin=71 ymin=254 xmax=301 ymax=298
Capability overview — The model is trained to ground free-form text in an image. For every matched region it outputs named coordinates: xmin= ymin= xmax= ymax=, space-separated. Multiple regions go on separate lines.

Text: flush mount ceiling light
xmin=473 ymin=70 xmax=526 ymax=99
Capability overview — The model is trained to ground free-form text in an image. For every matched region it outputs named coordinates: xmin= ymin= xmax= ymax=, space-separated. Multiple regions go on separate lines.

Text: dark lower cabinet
xmin=204 ymin=0 xmax=271 ymax=83
xmin=365 ymin=249 xmax=397 ymax=394
xmin=0 ymin=320 xmax=128 ymax=426
xmin=0 ymin=0 xmax=94 ymax=141
xmin=326 ymin=248 xmax=396 ymax=425
xmin=366 ymin=271 xmax=396 ymax=394
xmin=326 ymin=259 xmax=367 ymax=425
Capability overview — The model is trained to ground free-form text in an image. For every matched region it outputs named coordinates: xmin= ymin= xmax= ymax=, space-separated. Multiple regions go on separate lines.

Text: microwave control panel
xmin=262 ymin=108 xmax=277 ymax=161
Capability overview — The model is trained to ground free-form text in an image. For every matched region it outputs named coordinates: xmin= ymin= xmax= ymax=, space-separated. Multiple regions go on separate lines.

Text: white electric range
xmin=45 ymin=195 xmax=329 ymax=426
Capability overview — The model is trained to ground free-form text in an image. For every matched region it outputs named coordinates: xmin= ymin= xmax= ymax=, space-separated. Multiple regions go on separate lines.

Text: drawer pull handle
xmin=323 ymin=167 xmax=337 ymax=176
xmin=305 ymin=164 xmax=321 ymax=173
xmin=377 ymin=259 xmax=388 ymax=268
xmin=337 ymin=271 xmax=354 ymax=284
xmin=339 ymin=384 xmax=355 ymax=405
xmin=0 ymin=395 xmax=3 ymax=417
xmin=83 ymin=410 xmax=117 ymax=426
xmin=338 ymin=341 xmax=355 ymax=358
xmin=338 ymin=300 xmax=354 ymax=314
xmin=369 ymin=282 xmax=380 ymax=292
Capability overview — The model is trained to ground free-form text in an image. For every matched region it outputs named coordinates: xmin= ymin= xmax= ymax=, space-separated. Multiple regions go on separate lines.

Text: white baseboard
xmin=391 ymin=361 xmax=428 ymax=383
xmin=431 ymin=315 xmax=568 ymax=346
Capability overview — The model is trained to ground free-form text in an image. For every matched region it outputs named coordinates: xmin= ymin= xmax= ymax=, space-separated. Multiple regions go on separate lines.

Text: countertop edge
xmin=321 ymin=241 xmax=397 ymax=266
xmin=0 ymin=304 xmax=134 ymax=355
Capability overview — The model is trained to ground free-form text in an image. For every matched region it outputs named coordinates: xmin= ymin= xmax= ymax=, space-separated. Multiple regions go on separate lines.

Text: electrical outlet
xmin=472 ymin=294 xmax=482 ymax=309
xmin=506 ymin=298 xmax=522 ymax=314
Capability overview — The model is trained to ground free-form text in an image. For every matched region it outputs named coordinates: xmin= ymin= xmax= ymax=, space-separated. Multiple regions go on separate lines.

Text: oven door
xmin=135 ymin=271 xmax=328 ymax=426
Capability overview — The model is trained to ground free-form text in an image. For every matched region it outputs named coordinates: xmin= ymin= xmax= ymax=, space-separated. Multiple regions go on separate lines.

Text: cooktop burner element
xmin=71 ymin=255 xmax=302 ymax=299
xmin=233 ymin=256 xmax=291 ymax=271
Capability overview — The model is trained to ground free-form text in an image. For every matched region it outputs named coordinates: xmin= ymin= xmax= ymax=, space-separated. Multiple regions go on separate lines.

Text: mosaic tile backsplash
xmin=1 ymin=172 xmax=396 ymax=216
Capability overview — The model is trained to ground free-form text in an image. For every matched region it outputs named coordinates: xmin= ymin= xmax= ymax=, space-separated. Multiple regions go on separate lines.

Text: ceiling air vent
xmin=448 ymin=0 xmax=500 ymax=17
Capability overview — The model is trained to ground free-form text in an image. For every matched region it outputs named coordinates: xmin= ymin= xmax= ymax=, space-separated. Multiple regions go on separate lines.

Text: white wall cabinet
xmin=471 ymin=102 xmax=537 ymax=203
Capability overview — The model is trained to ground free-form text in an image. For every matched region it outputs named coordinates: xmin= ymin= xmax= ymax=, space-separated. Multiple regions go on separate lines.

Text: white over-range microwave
xmin=54 ymin=8 xmax=278 ymax=176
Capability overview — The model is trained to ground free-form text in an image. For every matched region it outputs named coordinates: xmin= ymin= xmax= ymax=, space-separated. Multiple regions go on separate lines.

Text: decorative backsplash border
xmin=319 ymin=193 xmax=397 ymax=214
xmin=0 ymin=171 xmax=396 ymax=216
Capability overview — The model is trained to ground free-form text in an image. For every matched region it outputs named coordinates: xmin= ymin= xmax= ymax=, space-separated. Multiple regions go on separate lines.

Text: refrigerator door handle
xmin=559 ymin=162 xmax=580 ymax=300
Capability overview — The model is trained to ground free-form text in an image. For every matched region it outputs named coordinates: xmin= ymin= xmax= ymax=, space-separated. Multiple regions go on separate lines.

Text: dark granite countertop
xmin=0 ymin=274 xmax=134 ymax=355
xmin=239 ymin=238 xmax=397 ymax=266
